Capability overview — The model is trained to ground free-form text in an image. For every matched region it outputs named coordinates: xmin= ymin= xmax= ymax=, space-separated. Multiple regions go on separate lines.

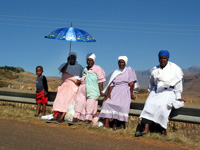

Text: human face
xmin=68 ymin=55 xmax=76 ymax=65
xmin=87 ymin=58 xmax=94 ymax=69
xmin=118 ymin=59 xmax=126 ymax=69
xmin=159 ymin=55 xmax=168 ymax=68
xmin=36 ymin=67 xmax=43 ymax=77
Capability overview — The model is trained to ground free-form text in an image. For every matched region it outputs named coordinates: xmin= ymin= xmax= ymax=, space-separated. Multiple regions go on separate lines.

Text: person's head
xmin=158 ymin=50 xmax=169 ymax=68
xmin=118 ymin=56 xmax=128 ymax=69
xmin=86 ymin=53 xmax=96 ymax=69
xmin=68 ymin=52 xmax=77 ymax=65
xmin=36 ymin=66 xmax=43 ymax=77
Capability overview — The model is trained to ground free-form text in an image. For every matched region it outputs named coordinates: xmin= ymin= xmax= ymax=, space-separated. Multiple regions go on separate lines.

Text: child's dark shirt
xmin=36 ymin=75 xmax=48 ymax=94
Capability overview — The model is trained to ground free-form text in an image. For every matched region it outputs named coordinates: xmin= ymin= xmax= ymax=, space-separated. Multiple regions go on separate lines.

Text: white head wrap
xmin=118 ymin=56 xmax=128 ymax=65
xmin=86 ymin=53 xmax=96 ymax=62
xmin=68 ymin=52 xmax=77 ymax=58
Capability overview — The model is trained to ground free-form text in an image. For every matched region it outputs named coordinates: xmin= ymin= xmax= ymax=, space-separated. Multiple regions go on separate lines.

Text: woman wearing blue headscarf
xmin=135 ymin=50 xmax=186 ymax=137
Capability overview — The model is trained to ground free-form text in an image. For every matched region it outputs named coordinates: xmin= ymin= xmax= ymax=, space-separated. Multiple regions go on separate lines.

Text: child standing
xmin=35 ymin=66 xmax=48 ymax=117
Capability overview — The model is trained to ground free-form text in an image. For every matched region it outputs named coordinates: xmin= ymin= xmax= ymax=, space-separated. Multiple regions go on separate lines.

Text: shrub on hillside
xmin=0 ymin=81 xmax=9 ymax=87
xmin=0 ymin=66 xmax=24 ymax=73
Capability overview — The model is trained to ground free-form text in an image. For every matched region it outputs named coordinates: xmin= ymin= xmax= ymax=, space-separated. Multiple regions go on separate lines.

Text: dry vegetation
xmin=0 ymin=101 xmax=199 ymax=149
xmin=0 ymin=66 xmax=62 ymax=92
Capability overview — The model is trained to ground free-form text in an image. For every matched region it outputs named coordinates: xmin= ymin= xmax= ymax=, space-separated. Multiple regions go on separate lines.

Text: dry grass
xmin=0 ymin=101 xmax=199 ymax=149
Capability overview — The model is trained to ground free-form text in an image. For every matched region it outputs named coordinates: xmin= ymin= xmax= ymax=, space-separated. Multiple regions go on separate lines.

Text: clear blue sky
xmin=0 ymin=0 xmax=200 ymax=77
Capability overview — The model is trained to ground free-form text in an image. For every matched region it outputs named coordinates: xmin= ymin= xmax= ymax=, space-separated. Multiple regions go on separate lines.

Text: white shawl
xmin=151 ymin=61 xmax=183 ymax=92
xmin=103 ymin=67 xmax=139 ymax=93
xmin=102 ymin=68 xmax=127 ymax=93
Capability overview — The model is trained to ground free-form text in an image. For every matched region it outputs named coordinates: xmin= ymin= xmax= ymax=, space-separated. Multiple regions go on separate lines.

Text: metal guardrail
xmin=0 ymin=90 xmax=199 ymax=124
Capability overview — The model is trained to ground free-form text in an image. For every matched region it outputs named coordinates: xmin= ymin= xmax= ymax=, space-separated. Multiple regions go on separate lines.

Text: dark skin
xmin=104 ymin=59 xmax=136 ymax=128
xmin=61 ymin=55 xmax=81 ymax=86
xmin=73 ymin=58 xmax=105 ymax=124
xmin=35 ymin=66 xmax=47 ymax=116
xmin=54 ymin=55 xmax=81 ymax=121
xmin=142 ymin=55 xmax=186 ymax=134
xmin=86 ymin=58 xmax=105 ymax=96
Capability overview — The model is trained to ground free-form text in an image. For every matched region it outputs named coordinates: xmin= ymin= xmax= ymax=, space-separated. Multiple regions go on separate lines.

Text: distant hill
xmin=183 ymin=73 xmax=200 ymax=97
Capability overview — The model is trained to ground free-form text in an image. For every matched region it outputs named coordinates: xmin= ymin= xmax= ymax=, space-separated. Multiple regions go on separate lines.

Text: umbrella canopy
xmin=45 ymin=24 xmax=96 ymax=54
xmin=45 ymin=27 xmax=96 ymax=42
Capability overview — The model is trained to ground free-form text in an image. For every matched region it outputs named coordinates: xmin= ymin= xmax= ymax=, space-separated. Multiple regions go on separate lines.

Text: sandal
xmin=135 ymin=132 xmax=148 ymax=137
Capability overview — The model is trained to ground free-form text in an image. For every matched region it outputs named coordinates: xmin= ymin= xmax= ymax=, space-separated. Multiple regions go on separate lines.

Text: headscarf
xmin=86 ymin=53 xmax=96 ymax=62
xmin=102 ymin=56 xmax=129 ymax=93
xmin=68 ymin=52 xmax=77 ymax=58
xmin=118 ymin=56 xmax=128 ymax=65
xmin=158 ymin=50 xmax=170 ymax=59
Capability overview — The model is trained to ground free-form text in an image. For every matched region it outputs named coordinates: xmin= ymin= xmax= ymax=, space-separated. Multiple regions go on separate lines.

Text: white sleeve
xmin=148 ymin=75 xmax=155 ymax=92
xmin=174 ymin=80 xmax=183 ymax=100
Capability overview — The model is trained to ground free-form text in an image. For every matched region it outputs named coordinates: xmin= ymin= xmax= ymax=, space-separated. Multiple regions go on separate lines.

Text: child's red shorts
xmin=36 ymin=90 xmax=48 ymax=104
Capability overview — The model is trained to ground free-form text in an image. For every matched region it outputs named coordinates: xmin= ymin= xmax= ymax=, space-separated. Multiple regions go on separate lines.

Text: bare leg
xmin=35 ymin=103 xmax=41 ymax=116
xmin=59 ymin=112 xmax=66 ymax=121
xmin=143 ymin=124 xmax=150 ymax=133
xmin=42 ymin=103 xmax=46 ymax=116
xmin=104 ymin=118 xmax=110 ymax=128
xmin=73 ymin=117 xmax=78 ymax=122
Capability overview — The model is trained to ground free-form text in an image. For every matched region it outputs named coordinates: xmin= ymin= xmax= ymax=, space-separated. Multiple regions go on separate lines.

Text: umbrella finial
xmin=71 ymin=22 xmax=72 ymax=27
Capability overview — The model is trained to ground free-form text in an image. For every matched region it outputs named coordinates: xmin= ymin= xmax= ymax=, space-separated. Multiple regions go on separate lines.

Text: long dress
xmin=99 ymin=67 xmax=137 ymax=122
xmin=52 ymin=72 xmax=79 ymax=112
xmin=139 ymin=61 xmax=183 ymax=129
xmin=73 ymin=65 xmax=106 ymax=121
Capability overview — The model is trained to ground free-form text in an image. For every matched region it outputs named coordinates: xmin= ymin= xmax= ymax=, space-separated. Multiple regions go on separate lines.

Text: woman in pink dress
xmin=47 ymin=52 xmax=83 ymax=123
xmin=71 ymin=53 xmax=106 ymax=124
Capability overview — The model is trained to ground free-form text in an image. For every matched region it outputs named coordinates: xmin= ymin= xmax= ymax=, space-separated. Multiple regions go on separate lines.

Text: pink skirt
xmin=52 ymin=73 xmax=78 ymax=112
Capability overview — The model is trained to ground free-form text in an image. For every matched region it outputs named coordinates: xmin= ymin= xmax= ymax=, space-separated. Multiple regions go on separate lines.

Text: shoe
xmin=84 ymin=121 xmax=91 ymax=125
xmin=135 ymin=132 xmax=147 ymax=137
xmin=34 ymin=114 xmax=39 ymax=117
xmin=161 ymin=131 xmax=167 ymax=136
xmin=56 ymin=119 xmax=65 ymax=124
xmin=113 ymin=126 xmax=118 ymax=131
xmin=68 ymin=120 xmax=78 ymax=126
xmin=46 ymin=118 xmax=57 ymax=123
xmin=112 ymin=124 xmax=118 ymax=131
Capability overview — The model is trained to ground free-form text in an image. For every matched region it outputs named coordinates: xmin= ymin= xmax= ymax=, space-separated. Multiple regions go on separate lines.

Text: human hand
xmin=76 ymin=80 xmax=81 ymax=85
xmin=100 ymin=92 xmax=106 ymax=97
xmin=131 ymin=95 xmax=136 ymax=100
xmin=178 ymin=99 xmax=186 ymax=103
xmin=104 ymin=94 xmax=111 ymax=101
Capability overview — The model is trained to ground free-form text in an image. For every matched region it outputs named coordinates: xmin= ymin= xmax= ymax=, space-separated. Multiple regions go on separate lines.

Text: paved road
xmin=0 ymin=118 xmax=187 ymax=150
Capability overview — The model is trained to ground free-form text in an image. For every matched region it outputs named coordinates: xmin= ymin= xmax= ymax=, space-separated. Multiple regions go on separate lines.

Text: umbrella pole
xmin=69 ymin=41 xmax=71 ymax=55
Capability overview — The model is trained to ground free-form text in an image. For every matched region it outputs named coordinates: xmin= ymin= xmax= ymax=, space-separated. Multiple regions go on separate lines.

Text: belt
xmin=164 ymin=86 xmax=174 ymax=90
xmin=154 ymin=85 xmax=174 ymax=91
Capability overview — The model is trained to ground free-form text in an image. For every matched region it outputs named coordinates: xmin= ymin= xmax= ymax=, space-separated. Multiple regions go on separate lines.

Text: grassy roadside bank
xmin=0 ymin=101 xmax=199 ymax=150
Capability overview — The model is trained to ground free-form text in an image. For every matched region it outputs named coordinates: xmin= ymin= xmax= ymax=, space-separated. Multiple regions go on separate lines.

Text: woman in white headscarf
xmin=135 ymin=50 xmax=186 ymax=137
xmin=47 ymin=52 xmax=83 ymax=123
xmin=71 ymin=53 xmax=106 ymax=124
xmin=99 ymin=56 xmax=138 ymax=129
